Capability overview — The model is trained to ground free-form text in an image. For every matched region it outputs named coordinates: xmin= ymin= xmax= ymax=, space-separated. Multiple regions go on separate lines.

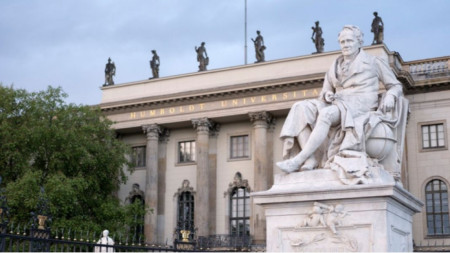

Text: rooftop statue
xmin=150 ymin=50 xmax=160 ymax=79
xmin=277 ymin=25 xmax=408 ymax=185
xmin=371 ymin=11 xmax=384 ymax=45
xmin=251 ymin=30 xmax=266 ymax=63
xmin=195 ymin=42 xmax=208 ymax=71
xmin=103 ymin=58 xmax=116 ymax=86
xmin=311 ymin=21 xmax=325 ymax=53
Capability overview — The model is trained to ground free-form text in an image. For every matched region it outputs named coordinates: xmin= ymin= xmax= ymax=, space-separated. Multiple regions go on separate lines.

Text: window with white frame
xmin=178 ymin=140 xmax=196 ymax=163
xmin=421 ymin=123 xmax=445 ymax=149
xmin=230 ymin=135 xmax=249 ymax=159
xmin=425 ymin=179 xmax=450 ymax=236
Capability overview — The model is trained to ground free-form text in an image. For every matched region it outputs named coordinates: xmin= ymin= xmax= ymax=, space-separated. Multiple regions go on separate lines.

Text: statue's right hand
xmin=324 ymin=91 xmax=335 ymax=103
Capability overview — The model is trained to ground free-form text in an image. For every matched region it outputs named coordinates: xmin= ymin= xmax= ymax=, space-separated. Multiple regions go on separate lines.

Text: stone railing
xmin=407 ymin=58 xmax=449 ymax=76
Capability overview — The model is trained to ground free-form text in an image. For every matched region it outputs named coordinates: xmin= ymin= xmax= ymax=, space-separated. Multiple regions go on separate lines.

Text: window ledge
xmin=176 ymin=161 xmax=197 ymax=167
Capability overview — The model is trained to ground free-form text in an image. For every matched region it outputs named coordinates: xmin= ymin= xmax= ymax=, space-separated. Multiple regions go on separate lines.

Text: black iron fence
xmin=0 ymin=227 xmax=184 ymax=252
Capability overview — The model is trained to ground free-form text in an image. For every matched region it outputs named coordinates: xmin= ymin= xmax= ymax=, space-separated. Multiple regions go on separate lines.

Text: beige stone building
xmin=99 ymin=44 xmax=450 ymax=251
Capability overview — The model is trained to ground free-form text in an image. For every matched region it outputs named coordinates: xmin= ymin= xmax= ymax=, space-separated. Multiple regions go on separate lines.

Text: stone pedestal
xmin=252 ymin=169 xmax=423 ymax=252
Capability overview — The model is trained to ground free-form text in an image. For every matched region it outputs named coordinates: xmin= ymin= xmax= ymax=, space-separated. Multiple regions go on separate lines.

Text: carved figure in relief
xmin=277 ymin=25 xmax=408 ymax=185
xmin=371 ymin=12 xmax=384 ymax=45
xmin=300 ymin=202 xmax=347 ymax=234
xmin=301 ymin=202 xmax=327 ymax=227
xmin=251 ymin=30 xmax=266 ymax=63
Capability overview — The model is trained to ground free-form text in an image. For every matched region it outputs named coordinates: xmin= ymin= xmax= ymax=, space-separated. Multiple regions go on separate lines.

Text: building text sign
xmin=126 ymin=88 xmax=320 ymax=120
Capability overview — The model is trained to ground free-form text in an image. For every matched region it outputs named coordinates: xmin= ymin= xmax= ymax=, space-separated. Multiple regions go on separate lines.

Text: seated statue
xmin=277 ymin=25 xmax=407 ymax=185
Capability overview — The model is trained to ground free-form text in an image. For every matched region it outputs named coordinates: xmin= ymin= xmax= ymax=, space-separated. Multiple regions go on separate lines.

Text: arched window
xmin=230 ymin=186 xmax=250 ymax=236
xmin=174 ymin=180 xmax=195 ymax=242
xmin=178 ymin=191 xmax=194 ymax=231
xmin=425 ymin=179 xmax=450 ymax=235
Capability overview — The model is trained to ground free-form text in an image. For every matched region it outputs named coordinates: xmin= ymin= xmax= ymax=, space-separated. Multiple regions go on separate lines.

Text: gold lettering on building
xmin=126 ymin=89 xmax=321 ymax=120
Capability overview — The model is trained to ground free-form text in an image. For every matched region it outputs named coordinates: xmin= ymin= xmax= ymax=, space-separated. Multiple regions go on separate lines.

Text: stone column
xmin=157 ymin=128 xmax=169 ymax=243
xmin=142 ymin=124 xmax=160 ymax=243
xmin=248 ymin=111 xmax=273 ymax=244
xmin=192 ymin=118 xmax=212 ymax=237
xmin=208 ymin=124 xmax=220 ymax=235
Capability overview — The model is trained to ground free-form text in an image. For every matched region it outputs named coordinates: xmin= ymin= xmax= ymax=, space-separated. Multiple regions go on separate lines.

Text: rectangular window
xmin=131 ymin=146 xmax=146 ymax=167
xmin=422 ymin=123 xmax=445 ymax=149
xmin=178 ymin=140 xmax=196 ymax=163
xmin=230 ymin=135 xmax=249 ymax=159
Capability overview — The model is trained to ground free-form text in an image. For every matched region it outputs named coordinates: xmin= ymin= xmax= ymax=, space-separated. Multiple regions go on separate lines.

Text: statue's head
xmin=338 ymin=25 xmax=363 ymax=57
xmin=256 ymin=30 xmax=260 ymax=34
xmin=151 ymin=50 xmax=156 ymax=54
xmin=108 ymin=57 xmax=111 ymax=63
xmin=373 ymin=11 xmax=378 ymax=16
xmin=102 ymin=230 xmax=109 ymax=237
xmin=315 ymin=21 xmax=319 ymax=25
xmin=201 ymin=42 xmax=205 ymax=46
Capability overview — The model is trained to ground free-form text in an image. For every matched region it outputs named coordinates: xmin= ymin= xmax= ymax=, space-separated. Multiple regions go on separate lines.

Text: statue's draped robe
xmin=280 ymin=49 xmax=403 ymax=169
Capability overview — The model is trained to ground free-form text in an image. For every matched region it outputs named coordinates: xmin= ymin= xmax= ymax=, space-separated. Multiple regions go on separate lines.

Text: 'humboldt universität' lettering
xmin=129 ymin=89 xmax=320 ymax=120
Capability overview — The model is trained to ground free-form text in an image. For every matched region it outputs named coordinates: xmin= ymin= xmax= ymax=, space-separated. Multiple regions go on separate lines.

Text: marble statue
xmin=150 ymin=50 xmax=160 ymax=79
xmin=311 ymin=21 xmax=324 ymax=53
xmin=251 ymin=30 xmax=266 ymax=63
xmin=195 ymin=42 xmax=208 ymax=71
xmin=94 ymin=230 xmax=115 ymax=252
xmin=371 ymin=12 xmax=384 ymax=45
xmin=104 ymin=58 xmax=116 ymax=86
xmin=277 ymin=25 xmax=408 ymax=185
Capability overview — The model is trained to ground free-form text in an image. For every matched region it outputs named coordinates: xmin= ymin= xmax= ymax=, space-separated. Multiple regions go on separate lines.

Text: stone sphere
xmin=366 ymin=123 xmax=396 ymax=161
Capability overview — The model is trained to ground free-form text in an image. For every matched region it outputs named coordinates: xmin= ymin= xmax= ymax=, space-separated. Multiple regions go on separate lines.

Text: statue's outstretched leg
xmin=297 ymin=127 xmax=318 ymax=171
xmin=277 ymin=105 xmax=339 ymax=173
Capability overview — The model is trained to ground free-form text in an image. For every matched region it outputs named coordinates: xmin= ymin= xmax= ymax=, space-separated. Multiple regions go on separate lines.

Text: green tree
xmin=0 ymin=84 xmax=144 ymax=236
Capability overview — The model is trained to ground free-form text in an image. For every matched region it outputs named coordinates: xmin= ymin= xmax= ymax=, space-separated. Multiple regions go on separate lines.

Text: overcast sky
xmin=1 ymin=0 xmax=449 ymax=105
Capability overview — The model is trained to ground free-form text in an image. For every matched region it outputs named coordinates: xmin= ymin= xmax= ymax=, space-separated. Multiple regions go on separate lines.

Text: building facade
xmin=99 ymin=44 xmax=450 ymax=250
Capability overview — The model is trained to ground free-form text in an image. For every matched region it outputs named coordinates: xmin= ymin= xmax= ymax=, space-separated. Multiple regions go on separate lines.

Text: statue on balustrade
xmin=371 ymin=11 xmax=384 ymax=45
xmin=103 ymin=57 xmax=116 ymax=86
xmin=195 ymin=42 xmax=209 ymax=71
xmin=149 ymin=50 xmax=160 ymax=79
xmin=311 ymin=21 xmax=324 ymax=53
xmin=277 ymin=25 xmax=408 ymax=185
xmin=251 ymin=30 xmax=266 ymax=63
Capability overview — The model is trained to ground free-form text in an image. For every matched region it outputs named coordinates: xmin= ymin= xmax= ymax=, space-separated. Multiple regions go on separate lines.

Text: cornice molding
xmin=100 ymin=74 xmax=325 ymax=112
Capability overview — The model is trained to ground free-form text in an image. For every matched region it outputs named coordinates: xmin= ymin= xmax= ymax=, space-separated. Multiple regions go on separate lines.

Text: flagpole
xmin=244 ymin=0 xmax=248 ymax=65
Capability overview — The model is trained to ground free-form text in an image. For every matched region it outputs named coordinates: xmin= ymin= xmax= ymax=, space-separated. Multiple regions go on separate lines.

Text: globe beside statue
xmin=366 ymin=122 xmax=396 ymax=161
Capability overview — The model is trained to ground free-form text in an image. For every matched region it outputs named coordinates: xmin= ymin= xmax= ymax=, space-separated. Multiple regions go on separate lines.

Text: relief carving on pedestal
xmin=288 ymin=202 xmax=358 ymax=252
